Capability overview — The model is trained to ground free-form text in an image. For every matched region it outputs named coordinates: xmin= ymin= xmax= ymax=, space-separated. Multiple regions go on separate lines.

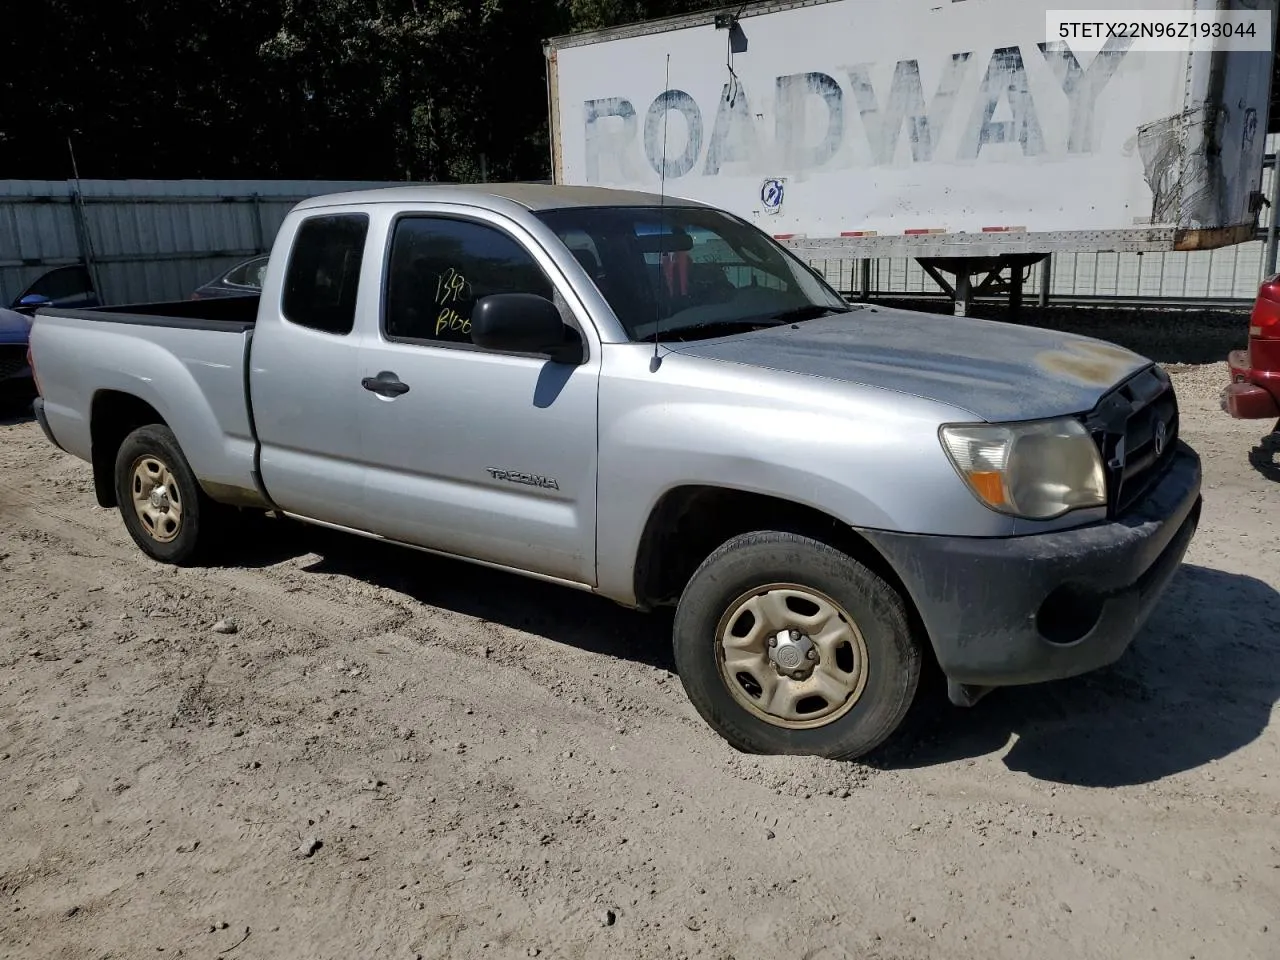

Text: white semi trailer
xmin=544 ymin=0 xmax=1276 ymax=312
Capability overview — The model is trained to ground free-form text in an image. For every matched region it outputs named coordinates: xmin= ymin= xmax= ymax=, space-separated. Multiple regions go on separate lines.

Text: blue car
xmin=1 ymin=264 xmax=99 ymax=398
xmin=0 ymin=305 xmax=33 ymax=394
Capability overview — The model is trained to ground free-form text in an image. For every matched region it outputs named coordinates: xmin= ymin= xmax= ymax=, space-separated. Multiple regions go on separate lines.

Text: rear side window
xmin=383 ymin=216 xmax=555 ymax=345
xmin=225 ymin=257 xmax=268 ymax=288
xmin=282 ymin=214 xmax=369 ymax=335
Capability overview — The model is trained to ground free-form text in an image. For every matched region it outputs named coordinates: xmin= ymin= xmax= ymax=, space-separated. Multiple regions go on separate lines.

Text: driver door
xmin=356 ymin=209 xmax=601 ymax=586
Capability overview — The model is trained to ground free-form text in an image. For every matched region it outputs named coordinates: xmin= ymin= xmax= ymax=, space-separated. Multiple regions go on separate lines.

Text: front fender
xmin=593 ymin=346 xmax=1011 ymax=604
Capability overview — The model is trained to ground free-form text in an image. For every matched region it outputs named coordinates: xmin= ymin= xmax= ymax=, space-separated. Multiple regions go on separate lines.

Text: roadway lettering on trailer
xmin=583 ymin=38 xmax=1131 ymax=181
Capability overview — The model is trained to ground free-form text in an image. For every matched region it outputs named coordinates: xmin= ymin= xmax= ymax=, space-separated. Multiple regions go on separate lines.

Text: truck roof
xmin=294 ymin=182 xmax=706 ymax=213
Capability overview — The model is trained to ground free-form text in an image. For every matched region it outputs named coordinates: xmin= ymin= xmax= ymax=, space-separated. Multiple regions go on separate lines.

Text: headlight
xmin=939 ymin=417 xmax=1106 ymax=520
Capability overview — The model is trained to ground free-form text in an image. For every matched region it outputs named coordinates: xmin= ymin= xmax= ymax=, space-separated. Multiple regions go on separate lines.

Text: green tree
xmin=2 ymin=0 xmax=298 ymax=178
xmin=0 ymin=0 xmax=723 ymax=180
xmin=261 ymin=0 xmax=569 ymax=182
xmin=564 ymin=0 xmax=719 ymax=31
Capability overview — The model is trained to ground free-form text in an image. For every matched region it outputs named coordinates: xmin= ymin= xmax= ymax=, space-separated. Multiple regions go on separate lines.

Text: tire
xmin=113 ymin=424 xmax=222 ymax=565
xmin=673 ymin=530 xmax=921 ymax=760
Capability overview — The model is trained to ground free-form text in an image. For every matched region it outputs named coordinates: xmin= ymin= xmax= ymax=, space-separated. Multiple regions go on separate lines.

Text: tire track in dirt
xmin=0 ymin=458 xmax=905 ymax=847
xmin=0 ymin=475 xmax=708 ymax=792
xmin=5 ymin=396 xmax=1280 ymax=960
xmin=0 ymin=473 xmax=706 ymax=739
xmin=0 ymin=480 xmax=409 ymax=644
xmin=0 ymin=428 xmax=701 ymax=751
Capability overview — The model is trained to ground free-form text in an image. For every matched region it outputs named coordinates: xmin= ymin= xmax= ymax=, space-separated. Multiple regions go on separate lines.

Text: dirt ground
xmin=1 ymin=314 xmax=1279 ymax=960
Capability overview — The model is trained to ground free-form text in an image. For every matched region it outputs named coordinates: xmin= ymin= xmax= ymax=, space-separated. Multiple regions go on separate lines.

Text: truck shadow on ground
xmin=228 ymin=520 xmax=1275 ymax=787
xmin=1248 ymin=431 xmax=1280 ymax=483
xmin=231 ymin=516 xmax=677 ymax=673
xmin=877 ymin=563 xmax=1280 ymax=787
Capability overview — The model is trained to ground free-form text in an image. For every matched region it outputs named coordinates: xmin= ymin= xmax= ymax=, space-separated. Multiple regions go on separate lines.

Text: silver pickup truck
xmin=28 ymin=184 xmax=1202 ymax=760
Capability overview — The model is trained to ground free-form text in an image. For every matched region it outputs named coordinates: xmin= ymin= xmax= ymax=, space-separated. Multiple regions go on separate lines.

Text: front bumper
xmin=0 ymin=342 xmax=30 ymax=385
xmin=1223 ymin=347 xmax=1280 ymax=420
xmin=861 ymin=442 xmax=1201 ymax=694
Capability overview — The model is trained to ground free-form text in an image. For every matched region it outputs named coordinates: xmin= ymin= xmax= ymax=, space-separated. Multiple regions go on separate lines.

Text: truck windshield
xmin=534 ymin=205 xmax=851 ymax=342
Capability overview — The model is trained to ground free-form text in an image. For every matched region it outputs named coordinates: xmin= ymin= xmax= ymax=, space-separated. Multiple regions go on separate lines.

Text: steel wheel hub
xmin=767 ymin=629 xmax=817 ymax=679
xmin=130 ymin=455 xmax=184 ymax=544
xmin=715 ymin=583 xmax=869 ymax=730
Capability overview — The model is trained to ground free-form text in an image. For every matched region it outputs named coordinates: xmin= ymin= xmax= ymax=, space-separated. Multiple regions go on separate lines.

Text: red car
xmin=1223 ymin=274 xmax=1280 ymax=431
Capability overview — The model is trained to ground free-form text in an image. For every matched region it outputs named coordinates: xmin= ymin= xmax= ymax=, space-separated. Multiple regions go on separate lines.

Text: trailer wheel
xmin=672 ymin=531 xmax=921 ymax=760
xmin=113 ymin=424 xmax=221 ymax=565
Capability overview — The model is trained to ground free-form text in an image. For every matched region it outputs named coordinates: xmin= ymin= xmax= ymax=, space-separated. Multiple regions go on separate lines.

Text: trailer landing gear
xmin=917 ymin=254 xmax=1049 ymax=317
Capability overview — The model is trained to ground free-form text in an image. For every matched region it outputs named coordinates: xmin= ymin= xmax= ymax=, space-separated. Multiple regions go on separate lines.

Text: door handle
xmin=362 ymin=372 xmax=411 ymax=397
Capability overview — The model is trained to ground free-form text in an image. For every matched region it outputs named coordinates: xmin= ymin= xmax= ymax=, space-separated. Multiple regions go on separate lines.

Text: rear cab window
xmin=282 ymin=214 xmax=369 ymax=335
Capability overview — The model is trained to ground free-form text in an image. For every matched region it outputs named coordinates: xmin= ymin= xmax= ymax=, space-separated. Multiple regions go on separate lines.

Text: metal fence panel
xmin=818 ymin=236 xmax=1273 ymax=303
xmin=5 ymin=160 xmax=1277 ymax=308
xmin=0 ymin=179 xmax=398 ymax=306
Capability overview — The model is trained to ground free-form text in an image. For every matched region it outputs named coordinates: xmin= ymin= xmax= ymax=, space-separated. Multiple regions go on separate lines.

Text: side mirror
xmin=471 ymin=293 xmax=583 ymax=364
xmin=18 ymin=294 xmax=52 ymax=307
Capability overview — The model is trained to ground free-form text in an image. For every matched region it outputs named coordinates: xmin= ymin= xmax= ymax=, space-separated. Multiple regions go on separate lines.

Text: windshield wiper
xmin=659 ymin=305 xmax=852 ymax=342
xmin=767 ymin=304 xmax=853 ymax=324
xmin=657 ymin=317 xmax=788 ymax=341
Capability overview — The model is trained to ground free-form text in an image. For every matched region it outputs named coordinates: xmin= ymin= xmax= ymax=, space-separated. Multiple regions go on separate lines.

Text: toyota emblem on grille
xmin=1154 ymin=419 xmax=1167 ymax=457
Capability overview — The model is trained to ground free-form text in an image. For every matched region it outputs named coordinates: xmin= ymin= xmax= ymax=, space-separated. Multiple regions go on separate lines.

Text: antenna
xmin=67 ymin=138 xmax=103 ymax=302
xmin=650 ymin=53 xmax=671 ymax=374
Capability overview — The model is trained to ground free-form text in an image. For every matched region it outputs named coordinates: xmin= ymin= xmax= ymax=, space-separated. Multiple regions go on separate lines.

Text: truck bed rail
xmin=37 ymin=294 xmax=259 ymax=332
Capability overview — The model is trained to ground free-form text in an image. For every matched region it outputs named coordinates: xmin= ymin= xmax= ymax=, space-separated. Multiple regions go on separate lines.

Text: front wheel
xmin=673 ymin=531 xmax=921 ymax=760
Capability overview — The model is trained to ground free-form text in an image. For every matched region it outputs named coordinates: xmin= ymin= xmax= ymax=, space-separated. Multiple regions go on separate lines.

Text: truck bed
xmin=39 ymin=294 xmax=260 ymax=331
xmin=30 ymin=296 xmax=264 ymax=510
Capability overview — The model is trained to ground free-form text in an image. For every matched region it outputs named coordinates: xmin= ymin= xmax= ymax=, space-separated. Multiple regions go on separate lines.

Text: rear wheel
xmin=113 ymin=424 xmax=221 ymax=565
xmin=673 ymin=531 xmax=921 ymax=760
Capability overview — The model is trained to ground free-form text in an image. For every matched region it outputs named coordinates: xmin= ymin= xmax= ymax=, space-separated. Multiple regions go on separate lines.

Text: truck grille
xmin=0 ymin=345 xmax=29 ymax=381
xmin=1086 ymin=364 xmax=1179 ymax=518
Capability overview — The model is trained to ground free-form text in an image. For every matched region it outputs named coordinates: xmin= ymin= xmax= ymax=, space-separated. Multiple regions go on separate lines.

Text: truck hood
xmin=0 ymin=307 xmax=32 ymax=345
xmin=668 ymin=307 xmax=1151 ymax=422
